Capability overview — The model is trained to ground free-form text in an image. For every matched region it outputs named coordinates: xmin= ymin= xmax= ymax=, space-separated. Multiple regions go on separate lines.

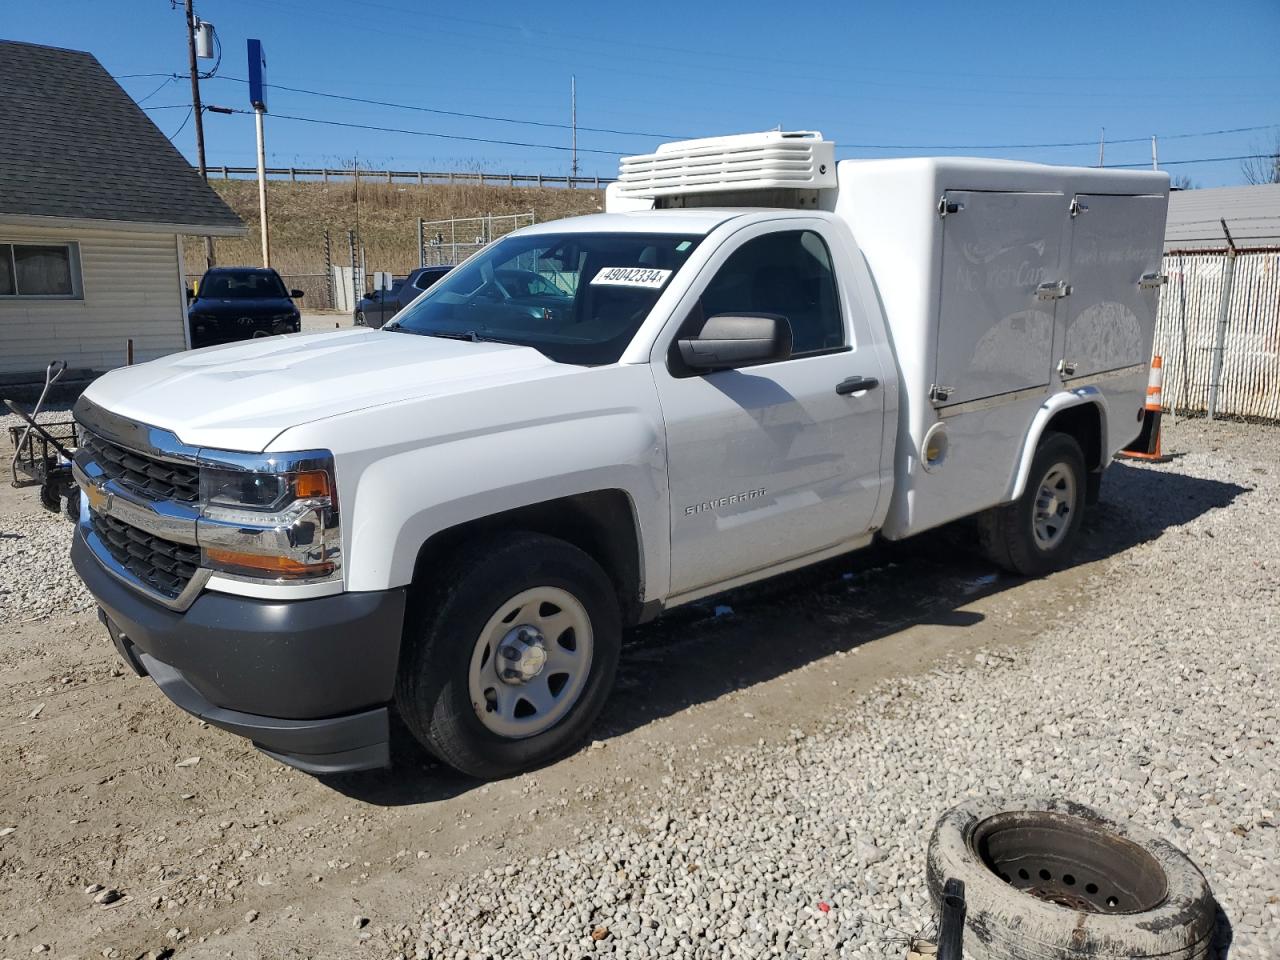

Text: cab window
xmin=699 ymin=230 xmax=844 ymax=355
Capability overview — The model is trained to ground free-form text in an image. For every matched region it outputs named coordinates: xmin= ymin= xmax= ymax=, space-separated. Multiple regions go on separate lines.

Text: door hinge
xmin=1036 ymin=280 xmax=1072 ymax=301
xmin=937 ymin=194 xmax=964 ymax=218
xmin=1139 ymin=272 xmax=1167 ymax=289
xmin=929 ymin=384 xmax=954 ymax=403
xmin=1058 ymin=359 xmax=1078 ymax=377
xmin=1069 ymin=197 xmax=1089 ymax=217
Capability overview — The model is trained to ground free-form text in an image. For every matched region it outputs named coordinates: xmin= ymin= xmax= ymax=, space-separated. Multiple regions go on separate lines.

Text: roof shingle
xmin=0 ymin=40 xmax=243 ymax=232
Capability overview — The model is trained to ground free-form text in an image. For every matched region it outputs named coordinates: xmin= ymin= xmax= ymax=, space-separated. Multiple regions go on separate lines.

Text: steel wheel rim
xmin=1033 ymin=463 xmax=1076 ymax=550
xmin=467 ymin=586 xmax=593 ymax=739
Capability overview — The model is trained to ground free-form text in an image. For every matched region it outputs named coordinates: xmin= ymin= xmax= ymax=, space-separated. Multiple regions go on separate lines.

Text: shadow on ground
xmin=328 ymin=463 xmax=1249 ymax=806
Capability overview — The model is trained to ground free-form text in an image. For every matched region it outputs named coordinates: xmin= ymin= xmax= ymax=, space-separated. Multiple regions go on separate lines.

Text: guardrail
xmin=207 ymin=166 xmax=612 ymax=189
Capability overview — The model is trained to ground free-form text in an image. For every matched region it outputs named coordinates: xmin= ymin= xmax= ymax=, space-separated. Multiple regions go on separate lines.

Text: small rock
xmin=94 ymin=888 xmax=123 ymax=905
xmin=175 ymin=756 xmax=201 ymax=768
xmin=244 ymin=909 xmax=259 ymax=923
xmin=591 ymin=926 xmax=610 ymax=941
xmin=85 ymin=883 xmax=104 ymax=895
xmin=353 ymin=916 xmax=369 ymax=929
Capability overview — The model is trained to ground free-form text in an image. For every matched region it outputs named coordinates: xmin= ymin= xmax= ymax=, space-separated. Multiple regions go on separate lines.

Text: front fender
xmin=1006 ymin=388 xmax=1110 ymax=502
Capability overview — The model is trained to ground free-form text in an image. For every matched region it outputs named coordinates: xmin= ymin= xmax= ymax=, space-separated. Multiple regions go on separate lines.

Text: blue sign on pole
xmin=247 ymin=39 xmax=267 ymax=112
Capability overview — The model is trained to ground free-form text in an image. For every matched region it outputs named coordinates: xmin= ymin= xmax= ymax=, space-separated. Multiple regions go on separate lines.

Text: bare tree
xmin=1241 ymin=133 xmax=1280 ymax=185
xmin=1171 ymin=174 xmax=1197 ymax=190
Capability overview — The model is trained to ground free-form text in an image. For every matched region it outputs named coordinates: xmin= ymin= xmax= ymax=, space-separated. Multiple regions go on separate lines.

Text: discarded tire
xmin=926 ymin=797 xmax=1216 ymax=960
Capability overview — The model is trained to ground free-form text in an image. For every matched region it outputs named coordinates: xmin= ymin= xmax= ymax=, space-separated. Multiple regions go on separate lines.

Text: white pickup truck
xmin=70 ymin=132 xmax=1169 ymax=777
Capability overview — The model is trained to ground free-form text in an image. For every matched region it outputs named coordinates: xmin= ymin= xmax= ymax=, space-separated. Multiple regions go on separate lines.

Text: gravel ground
xmin=0 ymin=402 xmax=92 ymax=625
xmin=0 ymin=412 xmax=1275 ymax=958
xmin=397 ymin=420 xmax=1278 ymax=960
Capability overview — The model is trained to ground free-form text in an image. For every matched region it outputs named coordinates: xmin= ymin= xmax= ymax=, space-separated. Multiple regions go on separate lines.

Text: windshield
xmin=387 ymin=232 xmax=702 ymax=365
xmin=199 ymin=270 xmax=288 ymax=299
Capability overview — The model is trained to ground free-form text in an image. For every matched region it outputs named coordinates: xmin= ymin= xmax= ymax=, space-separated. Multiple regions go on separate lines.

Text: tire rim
xmin=467 ymin=586 xmax=593 ymax=739
xmin=1033 ymin=463 xmax=1076 ymax=550
xmin=970 ymin=811 xmax=1168 ymax=914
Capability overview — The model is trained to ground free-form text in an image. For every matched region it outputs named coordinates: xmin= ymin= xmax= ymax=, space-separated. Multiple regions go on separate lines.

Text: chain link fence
xmin=1155 ymin=250 xmax=1280 ymax=421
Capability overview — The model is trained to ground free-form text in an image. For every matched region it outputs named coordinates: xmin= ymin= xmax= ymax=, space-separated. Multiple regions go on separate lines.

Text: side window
xmin=699 ymin=230 xmax=844 ymax=355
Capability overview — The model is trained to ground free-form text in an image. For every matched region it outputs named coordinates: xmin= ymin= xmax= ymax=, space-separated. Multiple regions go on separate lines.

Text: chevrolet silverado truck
xmin=70 ymin=132 xmax=1169 ymax=778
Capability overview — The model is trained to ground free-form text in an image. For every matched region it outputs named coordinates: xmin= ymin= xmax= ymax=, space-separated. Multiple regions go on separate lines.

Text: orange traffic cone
xmin=1117 ymin=356 xmax=1172 ymax=462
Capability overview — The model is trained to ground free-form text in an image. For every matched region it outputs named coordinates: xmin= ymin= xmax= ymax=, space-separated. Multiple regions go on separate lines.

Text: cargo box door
xmin=1061 ymin=194 xmax=1167 ymax=381
xmin=935 ymin=190 xmax=1065 ymax=406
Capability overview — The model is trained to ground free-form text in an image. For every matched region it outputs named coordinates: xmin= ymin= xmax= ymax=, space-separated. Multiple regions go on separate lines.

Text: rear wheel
xmin=978 ymin=432 xmax=1086 ymax=576
xmin=395 ymin=532 xmax=621 ymax=779
xmin=354 ymin=310 xmax=366 ymax=326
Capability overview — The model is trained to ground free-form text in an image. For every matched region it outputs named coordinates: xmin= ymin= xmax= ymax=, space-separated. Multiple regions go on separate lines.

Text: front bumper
xmin=72 ymin=529 xmax=406 ymax=775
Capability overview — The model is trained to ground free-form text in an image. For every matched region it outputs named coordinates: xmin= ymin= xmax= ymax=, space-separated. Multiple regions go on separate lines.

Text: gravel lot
xmin=0 ymin=413 xmax=1275 ymax=959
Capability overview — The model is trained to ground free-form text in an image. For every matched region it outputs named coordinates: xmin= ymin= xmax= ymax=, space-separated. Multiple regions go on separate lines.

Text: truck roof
xmin=521 ymin=210 xmax=746 ymax=237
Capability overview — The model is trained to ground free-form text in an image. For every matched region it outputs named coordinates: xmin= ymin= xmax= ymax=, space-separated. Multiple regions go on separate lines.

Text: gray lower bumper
xmin=73 ymin=529 xmax=406 ymax=774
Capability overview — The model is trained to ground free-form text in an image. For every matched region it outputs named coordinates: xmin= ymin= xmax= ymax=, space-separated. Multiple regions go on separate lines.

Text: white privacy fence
xmin=1154 ymin=250 xmax=1280 ymax=421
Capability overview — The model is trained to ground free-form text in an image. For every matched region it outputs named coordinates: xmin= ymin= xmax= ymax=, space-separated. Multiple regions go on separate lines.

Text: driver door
xmin=652 ymin=222 xmax=889 ymax=597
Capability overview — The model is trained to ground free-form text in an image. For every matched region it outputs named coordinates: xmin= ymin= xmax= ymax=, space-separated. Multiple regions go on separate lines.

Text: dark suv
xmin=187 ymin=267 xmax=303 ymax=348
xmin=355 ymin=265 xmax=452 ymax=328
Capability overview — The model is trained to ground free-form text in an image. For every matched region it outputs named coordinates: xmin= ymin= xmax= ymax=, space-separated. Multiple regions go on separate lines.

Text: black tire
xmin=927 ymin=797 xmax=1216 ymax=960
xmin=978 ymin=432 xmax=1086 ymax=576
xmin=354 ymin=310 xmax=366 ymax=326
xmin=395 ymin=532 xmax=621 ymax=779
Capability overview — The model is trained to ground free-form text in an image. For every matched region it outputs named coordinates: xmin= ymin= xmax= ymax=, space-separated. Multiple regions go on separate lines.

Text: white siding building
xmin=0 ymin=41 xmax=244 ymax=383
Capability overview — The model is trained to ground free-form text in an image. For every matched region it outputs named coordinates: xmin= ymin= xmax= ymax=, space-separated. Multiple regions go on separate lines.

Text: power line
xmin=118 ymin=72 xmax=1278 ymax=155
xmin=133 ymin=75 xmax=176 ymax=104
xmin=834 ymin=124 xmax=1280 ymax=152
xmin=165 ymin=107 xmax=195 ymax=142
xmin=208 ymin=75 xmax=687 ymax=140
xmin=1110 ymin=154 xmax=1271 ymax=168
xmin=213 ymin=107 xmax=628 ymax=155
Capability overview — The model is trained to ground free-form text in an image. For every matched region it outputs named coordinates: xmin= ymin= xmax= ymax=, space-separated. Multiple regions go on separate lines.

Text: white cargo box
xmin=834 ymin=157 xmax=1168 ymax=534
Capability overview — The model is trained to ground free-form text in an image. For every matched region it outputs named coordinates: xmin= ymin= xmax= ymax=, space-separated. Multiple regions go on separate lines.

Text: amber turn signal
xmin=292 ymin=470 xmax=331 ymax=499
xmin=203 ymin=547 xmax=335 ymax=579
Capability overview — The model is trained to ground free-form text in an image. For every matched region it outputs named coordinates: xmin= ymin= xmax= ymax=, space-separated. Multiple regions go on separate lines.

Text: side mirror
xmin=290 ymin=289 xmax=305 ymax=299
xmin=186 ymin=287 xmax=195 ymax=302
xmin=677 ymin=313 xmax=793 ymax=371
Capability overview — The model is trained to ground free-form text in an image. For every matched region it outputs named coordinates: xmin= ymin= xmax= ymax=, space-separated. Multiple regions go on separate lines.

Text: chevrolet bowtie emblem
xmin=83 ymin=481 xmax=111 ymax=514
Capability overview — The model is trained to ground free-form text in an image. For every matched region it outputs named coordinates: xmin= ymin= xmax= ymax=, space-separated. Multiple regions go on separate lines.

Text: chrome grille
xmin=90 ymin=510 xmax=200 ymax=600
xmin=79 ymin=432 xmax=200 ymax=502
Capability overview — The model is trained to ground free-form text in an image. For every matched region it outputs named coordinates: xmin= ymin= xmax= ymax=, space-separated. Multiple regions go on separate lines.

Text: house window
xmin=0 ymin=242 xmax=82 ymax=298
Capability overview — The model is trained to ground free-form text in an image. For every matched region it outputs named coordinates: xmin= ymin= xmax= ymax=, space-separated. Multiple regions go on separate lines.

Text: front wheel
xmin=978 ymin=432 xmax=1087 ymax=576
xmin=354 ymin=310 xmax=366 ymax=326
xmin=395 ymin=532 xmax=621 ymax=779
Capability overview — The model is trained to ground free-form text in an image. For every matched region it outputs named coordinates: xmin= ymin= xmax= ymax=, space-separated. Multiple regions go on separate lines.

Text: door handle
xmin=836 ymin=376 xmax=880 ymax=396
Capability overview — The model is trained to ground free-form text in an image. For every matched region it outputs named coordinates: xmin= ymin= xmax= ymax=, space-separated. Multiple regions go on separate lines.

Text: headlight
xmin=196 ymin=450 xmax=341 ymax=583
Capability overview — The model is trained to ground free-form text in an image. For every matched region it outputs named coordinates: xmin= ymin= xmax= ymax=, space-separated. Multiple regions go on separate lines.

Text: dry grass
xmin=184 ymin=179 xmax=604 ymax=301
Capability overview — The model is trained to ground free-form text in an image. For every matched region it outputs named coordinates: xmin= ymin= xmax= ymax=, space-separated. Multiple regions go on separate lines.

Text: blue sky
xmin=8 ymin=0 xmax=1280 ymax=187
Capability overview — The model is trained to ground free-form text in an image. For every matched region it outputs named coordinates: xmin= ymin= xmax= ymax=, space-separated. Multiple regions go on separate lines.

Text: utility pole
xmin=1097 ymin=127 xmax=1105 ymax=167
xmin=570 ymin=75 xmax=578 ymax=182
xmin=184 ymin=0 xmax=215 ymax=269
xmin=1151 ymin=135 xmax=1159 ymax=171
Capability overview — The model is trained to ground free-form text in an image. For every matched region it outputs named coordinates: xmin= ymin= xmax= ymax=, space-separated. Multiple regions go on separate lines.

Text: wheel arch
xmin=409 ymin=489 xmax=649 ymax=626
xmin=1008 ymin=391 xmax=1108 ymax=504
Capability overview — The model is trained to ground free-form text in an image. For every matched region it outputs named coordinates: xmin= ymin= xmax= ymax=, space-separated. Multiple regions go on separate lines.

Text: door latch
xmin=929 ymin=384 xmax=954 ymax=403
xmin=1058 ymin=359 xmax=1078 ymax=378
xmin=1036 ymin=280 xmax=1072 ymax=301
xmin=1069 ymin=197 xmax=1089 ymax=217
xmin=937 ymin=195 xmax=964 ymax=218
xmin=1138 ymin=272 xmax=1167 ymax=289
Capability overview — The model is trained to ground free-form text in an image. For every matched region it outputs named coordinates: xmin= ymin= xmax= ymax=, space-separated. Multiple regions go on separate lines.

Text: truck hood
xmin=80 ymin=328 xmax=572 ymax=452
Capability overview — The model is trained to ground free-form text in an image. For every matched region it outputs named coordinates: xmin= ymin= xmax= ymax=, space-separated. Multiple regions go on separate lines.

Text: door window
xmin=698 ymin=230 xmax=845 ymax=355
